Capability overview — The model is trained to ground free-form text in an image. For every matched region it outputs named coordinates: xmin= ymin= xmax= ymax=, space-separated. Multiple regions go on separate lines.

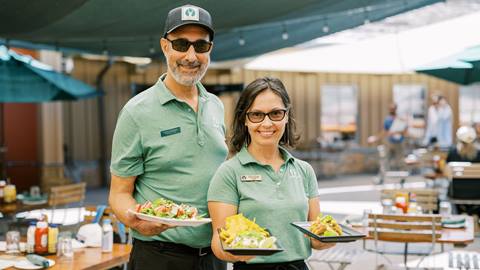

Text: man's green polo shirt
xmin=208 ymin=147 xmax=319 ymax=264
xmin=110 ymin=74 xmax=228 ymax=247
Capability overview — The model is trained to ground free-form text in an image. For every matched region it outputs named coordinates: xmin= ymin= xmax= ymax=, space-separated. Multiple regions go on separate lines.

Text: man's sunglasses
xmin=246 ymin=109 xmax=288 ymax=123
xmin=165 ymin=38 xmax=212 ymax=53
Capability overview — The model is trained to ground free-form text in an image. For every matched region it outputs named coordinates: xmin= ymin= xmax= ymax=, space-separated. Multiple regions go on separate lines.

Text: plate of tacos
xmin=218 ymin=214 xmax=284 ymax=256
xmin=291 ymin=214 xmax=366 ymax=243
xmin=129 ymin=198 xmax=211 ymax=227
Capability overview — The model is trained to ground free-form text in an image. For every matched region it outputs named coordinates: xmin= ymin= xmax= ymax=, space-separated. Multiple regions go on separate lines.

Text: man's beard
xmin=168 ymin=58 xmax=209 ymax=86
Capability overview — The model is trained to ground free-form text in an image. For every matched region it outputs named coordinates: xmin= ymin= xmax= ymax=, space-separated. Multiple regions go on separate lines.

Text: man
xmin=424 ymin=94 xmax=452 ymax=148
xmin=109 ymin=4 xmax=228 ymax=270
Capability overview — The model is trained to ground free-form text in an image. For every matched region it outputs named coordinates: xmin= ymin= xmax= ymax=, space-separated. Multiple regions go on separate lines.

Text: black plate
xmin=218 ymin=229 xmax=284 ymax=256
xmin=291 ymin=222 xmax=366 ymax=243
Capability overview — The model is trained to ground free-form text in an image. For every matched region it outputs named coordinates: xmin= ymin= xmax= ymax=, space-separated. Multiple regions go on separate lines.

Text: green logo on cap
xmin=185 ymin=8 xmax=195 ymax=17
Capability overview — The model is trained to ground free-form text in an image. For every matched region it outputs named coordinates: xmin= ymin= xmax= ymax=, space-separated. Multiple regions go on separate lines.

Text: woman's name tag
xmin=240 ymin=175 xmax=262 ymax=182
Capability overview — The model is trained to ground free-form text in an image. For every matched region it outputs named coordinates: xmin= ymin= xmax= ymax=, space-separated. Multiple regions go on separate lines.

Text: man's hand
xmin=126 ymin=209 xmax=175 ymax=236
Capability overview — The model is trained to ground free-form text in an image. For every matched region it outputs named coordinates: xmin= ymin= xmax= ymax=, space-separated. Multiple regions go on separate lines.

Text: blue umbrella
xmin=0 ymin=46 xmax=100 ymax=102
xmin=416 ymin=45 xmax=480 ymax=85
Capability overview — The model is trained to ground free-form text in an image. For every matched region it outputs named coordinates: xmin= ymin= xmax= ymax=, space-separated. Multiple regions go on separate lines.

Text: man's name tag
xmin=240 ymin=175 xmax=262 ymax=182
xmin=160 ymin=127 xmax=181 ymax=137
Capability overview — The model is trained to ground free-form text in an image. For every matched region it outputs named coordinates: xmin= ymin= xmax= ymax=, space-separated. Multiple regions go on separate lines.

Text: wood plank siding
xmin=66 ymin=58 xmax=460 ymax=181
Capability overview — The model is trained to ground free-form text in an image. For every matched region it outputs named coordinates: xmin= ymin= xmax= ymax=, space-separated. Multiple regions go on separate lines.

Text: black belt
xmin=134 ymin=239 xmax=212 ymax=257
xmin=233 ymin=260 xmax=307 ymax=270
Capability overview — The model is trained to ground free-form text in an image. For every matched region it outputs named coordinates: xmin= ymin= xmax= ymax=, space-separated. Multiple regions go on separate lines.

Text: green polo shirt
xmin=207 ymin=147 xmax=319 ymax=264
xmin=110 ymin=74 xmax=228 ymax=247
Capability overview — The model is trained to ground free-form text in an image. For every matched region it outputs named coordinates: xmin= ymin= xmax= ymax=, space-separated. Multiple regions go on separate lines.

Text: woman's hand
xmin=211 ymin=236 xmax=255 ymax=262
xmin=310 ymin=237 xmax=335 ymax=250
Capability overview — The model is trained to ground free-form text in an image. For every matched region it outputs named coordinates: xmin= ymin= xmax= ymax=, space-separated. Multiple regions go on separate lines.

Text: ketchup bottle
xmin=35 ymin=221 xmax=49 ymax=254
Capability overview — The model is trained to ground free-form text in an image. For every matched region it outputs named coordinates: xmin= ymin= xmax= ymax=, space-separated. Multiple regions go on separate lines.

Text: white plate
xmin=442 ymin=223 xmax=465 ymax=229
xmin=0 ymin=260 xmax=15 ymax=270
xmin=22 ymin=199 xmax=47 ymax=205
xmin=129 ymin=210 xmax=211 ymax=227
xmin=14 ymin=259 xmax=55 ymax=269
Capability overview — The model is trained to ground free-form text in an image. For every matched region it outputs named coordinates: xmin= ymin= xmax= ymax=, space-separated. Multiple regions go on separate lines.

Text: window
xmin=392 ymin=84 xmax=426 ymax=141
xmin=459 ymin=84 xmax=480 ymax=126
xmin=321 ymin=85 xmax=357 ymax=142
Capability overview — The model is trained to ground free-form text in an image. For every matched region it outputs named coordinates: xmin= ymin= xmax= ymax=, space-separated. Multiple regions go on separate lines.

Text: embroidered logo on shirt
xmin=160 ymin=127 xmax=181 ymax=137
xmin=240 ymin=175 xmax=262 ymax=182
xmin=289 ymin=167 xmax=301 ymax=180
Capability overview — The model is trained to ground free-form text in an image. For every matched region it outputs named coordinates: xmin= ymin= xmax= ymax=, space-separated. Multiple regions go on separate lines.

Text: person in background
xmin=208 ymin=77 xmax=334 ymax=270
xmin=446 ymin=126 xmax=480 ymax=217
xmin=424 ymin=94 xmax=453 ymax=148
xmin=109 ymin=4 xmax=228 ymax=270
xmin=383 ymin=103 xmax=408 ymax=170
xmin=446 ymin=126 xmax=480 ymax=163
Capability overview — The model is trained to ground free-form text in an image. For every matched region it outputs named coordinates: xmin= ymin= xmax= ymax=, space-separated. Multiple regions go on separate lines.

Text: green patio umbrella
xmin=459 ymin=45 xmax=480 ymax=66
xmin=0 ymin=45 xmax=101 ymax=178
xmin=416 ymin=45 xmax=480 ymax=85
xmin=0 ymin=46 xmax=100 ymax=102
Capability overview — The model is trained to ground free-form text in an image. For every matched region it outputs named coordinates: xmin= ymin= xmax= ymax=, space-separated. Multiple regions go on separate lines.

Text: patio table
xmin=0 ymin=201 xmax=48 ymax=216
xmin=354 ymin=215 xmax=475 ymax=246
xmin=2 ymin=243 xmax=131 ymax=270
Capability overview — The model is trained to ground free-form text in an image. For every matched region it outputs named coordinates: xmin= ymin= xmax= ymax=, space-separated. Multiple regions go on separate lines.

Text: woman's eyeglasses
xmin=165 ymin=38 xmax=212 ymax=53
xmin=246 ymin=109 xmax=287 ymax=123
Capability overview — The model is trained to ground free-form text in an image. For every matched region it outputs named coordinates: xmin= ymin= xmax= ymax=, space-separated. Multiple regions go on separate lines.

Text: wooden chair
xmin=381 ymin=188 xmax=439 ymax=213
xmin=48 ymin=182 xmax=86 ymax=227
xmin=364 ymin=213 xmax=442 ymax=269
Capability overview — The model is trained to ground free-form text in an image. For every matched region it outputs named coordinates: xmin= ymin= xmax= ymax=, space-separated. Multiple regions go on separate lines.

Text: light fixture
xmin=322 ymin=16 xmax=329 ymax=33
xmin=364 ymin=6 xmax=371 ymax=25
xmin=238 ymin=32 xmax=245 ymax=46
xmin=281 ymin=23 xmax=289 ymax=40
xmin=102 ymin=40 xmax=108 ymax=55
xmin=149 ymin=37 xmax=155 ymax=54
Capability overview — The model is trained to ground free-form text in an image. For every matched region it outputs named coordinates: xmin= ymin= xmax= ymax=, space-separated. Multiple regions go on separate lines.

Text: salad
xmin=310 ymin=214 xmax=343 ymax=236
xmin=219 ymin=214 xmax=277 ymax=249
xmin=135 ymin=198 xmax=201 ymax=220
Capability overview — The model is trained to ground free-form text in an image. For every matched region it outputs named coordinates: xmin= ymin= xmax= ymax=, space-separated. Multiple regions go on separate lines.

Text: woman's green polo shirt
xmin=207 ymin=147 xmax=319 ymax=264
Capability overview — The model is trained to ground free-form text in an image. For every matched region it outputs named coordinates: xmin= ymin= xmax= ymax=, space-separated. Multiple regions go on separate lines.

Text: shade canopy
xmin=416 ymin=45 xmax=480 ymax=85
xmin=0 ymin=46 xmax=100 ymax=102
xmin=0 ymin=0 xmax=441 ymax=61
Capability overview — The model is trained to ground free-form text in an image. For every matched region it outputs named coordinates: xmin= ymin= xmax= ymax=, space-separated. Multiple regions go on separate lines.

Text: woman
xmin=446 ymin=126 xmax=480 ymax=163
xmin=446 ymin=126 xmax=480 ymax=217
xmin=207 ymin=77 xmax=334 ymax=269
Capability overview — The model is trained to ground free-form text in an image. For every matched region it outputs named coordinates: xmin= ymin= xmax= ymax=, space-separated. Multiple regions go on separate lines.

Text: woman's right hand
xmin=211 ymin=234 xmax=255 ymax=262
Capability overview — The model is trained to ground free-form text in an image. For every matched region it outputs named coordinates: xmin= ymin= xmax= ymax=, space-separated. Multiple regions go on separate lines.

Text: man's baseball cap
xmin=164 ymin=4 xmax=214 ymax=41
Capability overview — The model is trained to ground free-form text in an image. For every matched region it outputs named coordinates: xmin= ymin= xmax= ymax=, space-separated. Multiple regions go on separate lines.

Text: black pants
xmin=128 ymin=239 xmax=227 ymax=270
xmin=233 ymin=260 xmax=308 ymax=270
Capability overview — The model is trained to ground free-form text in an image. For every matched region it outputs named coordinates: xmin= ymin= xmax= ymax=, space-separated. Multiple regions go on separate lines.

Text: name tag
xmin=160 ymin=127 xmax=181 ymax=137
xmin=240 ymin=175 xmax=262 ymax=182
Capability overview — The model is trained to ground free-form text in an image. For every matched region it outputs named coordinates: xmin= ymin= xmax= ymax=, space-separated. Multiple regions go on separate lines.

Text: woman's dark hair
xmin=230 ymin=77 xmax=299 ymax=154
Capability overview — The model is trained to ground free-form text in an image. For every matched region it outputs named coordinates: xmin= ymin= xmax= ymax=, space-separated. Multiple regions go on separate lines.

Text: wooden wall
xmin=65 ymin=58 xmax=460 ymax=175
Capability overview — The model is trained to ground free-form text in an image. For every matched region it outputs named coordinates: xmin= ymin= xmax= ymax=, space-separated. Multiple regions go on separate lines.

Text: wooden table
xmin=354 ymin=215 xmax=475 ymax=246
xmin=4 ymin=244 xmax=131 ymax=270
xmin=0 ymin=201 xmax=48 ymax=216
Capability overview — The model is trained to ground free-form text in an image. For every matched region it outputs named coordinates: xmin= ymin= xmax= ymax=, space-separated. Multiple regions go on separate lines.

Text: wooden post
xmin=38 ymin=51 xmax=68 ymax=191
